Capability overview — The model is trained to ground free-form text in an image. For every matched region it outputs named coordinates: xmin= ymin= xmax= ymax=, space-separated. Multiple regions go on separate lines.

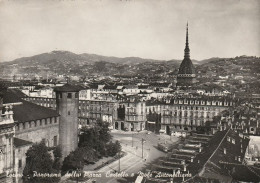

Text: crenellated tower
xmin=54 ymin=84 xmax=81 ymax=158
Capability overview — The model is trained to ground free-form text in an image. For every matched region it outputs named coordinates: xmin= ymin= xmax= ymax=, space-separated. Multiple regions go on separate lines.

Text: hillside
xmin=0 ymin=51 xmax=258 ymax=86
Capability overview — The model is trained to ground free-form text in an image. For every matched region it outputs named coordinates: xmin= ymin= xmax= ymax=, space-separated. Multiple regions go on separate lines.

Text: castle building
xmin=0 ymin=91 xmax=16 ymax=183
xmin=177 ymin=23 xmax=196 ymax=86
xmin=54 ymin=84 xmax=81 ymax=158
xmin=0 ymin=88 xmax=60 ymax=183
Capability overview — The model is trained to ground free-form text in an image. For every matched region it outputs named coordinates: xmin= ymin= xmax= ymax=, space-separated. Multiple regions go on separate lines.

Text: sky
xmin=0 ymin=0 xmax=259 ymax=62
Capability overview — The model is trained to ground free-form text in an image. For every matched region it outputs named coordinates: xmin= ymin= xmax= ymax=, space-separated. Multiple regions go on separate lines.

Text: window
xmin=238 ymin=156 xmax=241 ymax=162
xmin=53 ymin=136 xmax=57 ymax=146
xmin=227 ymin=137 xmax=231 ymax=142
xmin=68 ymin=111 xmax=70 ymax=115
xmin=68 ymin=93 xmax=72 ymax=98
xmin=19 ymin=159 xmax=22 ymax=168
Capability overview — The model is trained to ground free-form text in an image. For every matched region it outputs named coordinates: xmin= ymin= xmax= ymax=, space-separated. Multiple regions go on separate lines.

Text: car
xmin=147 ymin=131 xmax=151 ymax=135
xmin=157 ymin=143 xmax=169 ymax=152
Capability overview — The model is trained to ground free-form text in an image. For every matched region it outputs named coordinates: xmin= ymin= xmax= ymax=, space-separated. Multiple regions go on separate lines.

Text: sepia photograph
xmin=0 ymin=0 xmax=260 ymax=182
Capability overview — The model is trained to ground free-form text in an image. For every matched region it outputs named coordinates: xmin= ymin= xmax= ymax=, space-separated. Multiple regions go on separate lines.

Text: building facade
xmin=147 ymin=96 xmax=234 ymax=135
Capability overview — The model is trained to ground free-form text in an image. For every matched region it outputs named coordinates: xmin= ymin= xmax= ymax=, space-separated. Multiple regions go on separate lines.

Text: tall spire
xmin=184 ymin=22 xmax=190 ymax=59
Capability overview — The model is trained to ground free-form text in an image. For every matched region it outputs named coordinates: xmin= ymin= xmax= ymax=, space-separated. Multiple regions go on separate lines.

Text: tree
xmin=106 ymin=140 xmax=122 ymax=157
xmin=61 ymin=148 xmax=84 ymax=173
xmin=23 ymin=140 xmax=60 ymax=183
xmin=52 ymin=146 xmax=62 ymax=171
xmin=78 ymin=120 xmax=112 ymax=151
xmin=61 ymin=147 xmax=98 ymax=174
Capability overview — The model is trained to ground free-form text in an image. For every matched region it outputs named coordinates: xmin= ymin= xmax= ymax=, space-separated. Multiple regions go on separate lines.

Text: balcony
xmin=102 ymin=110 xmax=113 ymax=115
xmin=126 ymin=112 xmax=138 ymax=116
xmin=162 ymin=115 xmax=171 ymax=118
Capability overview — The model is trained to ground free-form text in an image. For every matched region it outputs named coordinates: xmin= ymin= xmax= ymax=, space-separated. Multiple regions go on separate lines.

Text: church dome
xmin=178 ymin=58 xmax=196 ymax=74
xmin=177 ymin=22 xmax=196 ymax=75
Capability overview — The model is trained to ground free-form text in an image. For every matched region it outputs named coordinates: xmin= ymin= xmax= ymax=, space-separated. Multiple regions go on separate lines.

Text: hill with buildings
xmin=0 ymin=51 xmax=259 ymax=90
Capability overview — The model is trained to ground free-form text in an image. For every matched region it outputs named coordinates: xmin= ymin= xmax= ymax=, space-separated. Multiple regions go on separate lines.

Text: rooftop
xmin=54 ymin=83 xmax=83 ymax=92
xmin=178 ymin=58 xmax=196 ymax=75
xmin=14 ymin=137 xmax=32 ymax=148
xmin=3 ymin=89 xmax=59 ymax=123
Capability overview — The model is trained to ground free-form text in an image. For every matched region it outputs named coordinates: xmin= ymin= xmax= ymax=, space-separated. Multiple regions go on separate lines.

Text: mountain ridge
xmin=1 ymin=50 xmax=227 ymax=65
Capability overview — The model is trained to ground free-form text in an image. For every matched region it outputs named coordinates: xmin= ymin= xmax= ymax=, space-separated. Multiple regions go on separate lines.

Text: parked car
xmin=158 ymin=142 xmax=175 ymax=152
xmin=158 ymin=143 xmax=169 ymax=152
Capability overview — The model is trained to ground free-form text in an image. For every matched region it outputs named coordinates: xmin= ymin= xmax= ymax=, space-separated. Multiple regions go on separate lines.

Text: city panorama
xmin=0 ymin=0 xmax=259 ymax=183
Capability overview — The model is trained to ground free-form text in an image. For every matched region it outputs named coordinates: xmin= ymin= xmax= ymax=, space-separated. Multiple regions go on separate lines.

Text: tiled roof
xmin=103 ymin=85 xmax=117 ymax=90
xmin=2 ymin=89 xmax=26 ymax=103
xmin=54 ymin=83 xmax=83 ymax=92
xmin=228 ymin=164 xmax=260 ymax=182
xmin=12 ymin=100 xmax=59 ymax=123
xmin=3 ymin=89 xmax=59 ymax=123
xmin=149 ymin=83 xmax=171 ymax=88
xmin=14 ymin=137 xmax=32 ymax=148
xmin=185 ymin=129 xmax=249 ymax=182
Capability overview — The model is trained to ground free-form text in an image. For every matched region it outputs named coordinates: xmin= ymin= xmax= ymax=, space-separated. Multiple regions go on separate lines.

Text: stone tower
xmin=177 ymin=22 xmax=196 ymax=86
xmin=54 ymin=84 xmax=81 ymax=158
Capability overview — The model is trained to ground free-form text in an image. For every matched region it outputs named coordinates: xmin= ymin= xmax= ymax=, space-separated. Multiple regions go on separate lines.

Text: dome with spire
xmin=178 ymin=58 xmax=196 ymax=75
xmin=177 ymin=22 xmax=196 ymax=86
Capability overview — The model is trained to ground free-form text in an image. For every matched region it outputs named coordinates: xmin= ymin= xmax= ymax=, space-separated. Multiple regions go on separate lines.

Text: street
xmin=92 ymin=130 xmax=179 ymax=183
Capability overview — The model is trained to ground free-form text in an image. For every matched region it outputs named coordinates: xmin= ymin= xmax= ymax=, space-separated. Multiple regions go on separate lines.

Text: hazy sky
xmin=0 ymin=0 xmax=259 ymax=62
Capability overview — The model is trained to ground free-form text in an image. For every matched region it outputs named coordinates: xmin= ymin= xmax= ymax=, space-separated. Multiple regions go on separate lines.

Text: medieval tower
xmin=54 ymin=84 xmax=80 ymax=158
xmin=177 ymin=23 xmax=196 ymax=86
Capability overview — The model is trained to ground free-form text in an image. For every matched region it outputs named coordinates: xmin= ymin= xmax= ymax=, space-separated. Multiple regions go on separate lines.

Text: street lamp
xmin=118 ymin=151 xmax=121 ymax=172
xmin=132 ymin=132 xmax=134 ymax=147
xmin=141 ymin=138 xmax=146 ymax=159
